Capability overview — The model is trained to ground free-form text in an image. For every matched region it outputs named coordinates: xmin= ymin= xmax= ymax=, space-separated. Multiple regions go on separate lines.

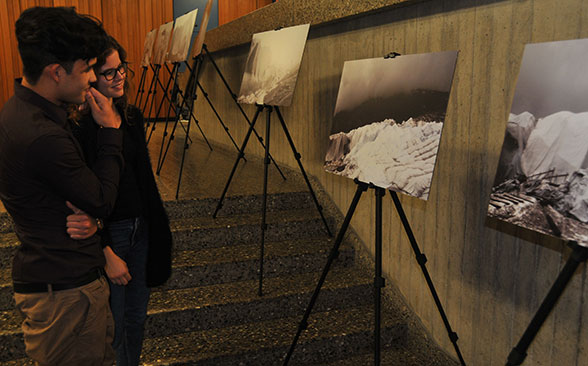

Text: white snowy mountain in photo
xmin=521 ymin=111 xmax=588 ymax=178
xmin=325 ymin=118 xmax=443 ymax=200
xmin=489 ymin=110 xmax=588 ymax=244
xmin=238 ymin=24 xmax=309 ymax=106
xmin=238 ymin=41 xmax=299 ymax=106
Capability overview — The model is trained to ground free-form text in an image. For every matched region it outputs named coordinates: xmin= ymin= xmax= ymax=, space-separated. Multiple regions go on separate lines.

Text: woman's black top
xmin=73 ymin=104 xmax=172 ymax=287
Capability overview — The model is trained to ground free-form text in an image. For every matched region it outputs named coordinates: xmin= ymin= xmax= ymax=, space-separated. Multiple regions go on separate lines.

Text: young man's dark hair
xmin=15 ymin=6 xmax=109 ymax=84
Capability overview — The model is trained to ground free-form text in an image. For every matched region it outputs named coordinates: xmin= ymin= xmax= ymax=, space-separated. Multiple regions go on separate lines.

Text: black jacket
xmin=74 ymin=104 xmax=172 ymax=287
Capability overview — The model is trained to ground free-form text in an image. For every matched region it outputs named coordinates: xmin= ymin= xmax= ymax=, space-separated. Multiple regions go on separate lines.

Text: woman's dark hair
xmin=16 ymin=6 xmax=109 ymax=84
xmin=93 ymin=36 xmax=135 ymax=122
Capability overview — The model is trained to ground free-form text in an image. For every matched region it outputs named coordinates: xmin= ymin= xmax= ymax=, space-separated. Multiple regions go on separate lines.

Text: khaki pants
xmin=14 ymin=276 xmax=115 ymax=366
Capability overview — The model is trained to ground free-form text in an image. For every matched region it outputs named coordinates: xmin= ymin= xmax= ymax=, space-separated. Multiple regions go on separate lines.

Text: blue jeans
xmin=107 ymin=217 xmax=150 ymax=366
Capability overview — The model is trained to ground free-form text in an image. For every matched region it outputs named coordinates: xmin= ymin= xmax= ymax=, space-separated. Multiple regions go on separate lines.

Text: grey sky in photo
xmin=167 ymin=8 xmax=198 ymax=63
xmin=334 ymin=50 xmax=458 ymax=115
xmin=247 ymin=24 xmax=309 ymax=73
xmin=511 ymin=38 xmax=588 ymax=118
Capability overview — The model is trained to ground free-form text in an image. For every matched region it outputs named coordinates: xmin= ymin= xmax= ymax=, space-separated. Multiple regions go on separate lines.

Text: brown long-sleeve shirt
xmin=0 ymin=80 xmax=123 ymax=284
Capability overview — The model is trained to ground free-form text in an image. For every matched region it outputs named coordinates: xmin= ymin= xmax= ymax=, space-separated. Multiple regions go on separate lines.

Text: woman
xmin=72 ymin=36 xmax=172 ymax=366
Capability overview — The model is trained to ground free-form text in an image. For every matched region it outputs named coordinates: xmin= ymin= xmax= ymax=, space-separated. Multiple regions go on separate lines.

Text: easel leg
xmin=196 ymin=80 xmax=243 ymax=157
xmin=147 ymin=63 xmax=178 ymax=145
xmin=389 ymin=191 xmax=466 ymax=366
xmin=374 ymin=187 xmax=385 ymax=366
xmin=283 ymin=180 xmax=369 ymax=365
xmin=506 ymin=241 xmax=588 ymax=366
xmin=212 ymin=106 xmax=264 ymax=218
xmin=259 ymin=106 xmax=272 ymax=296
xmin=157 ymin=56 xmax=212 ymax=175
xmin=156 ymin=61 xmax=194 ymax=173
xmin=143 ymin=65 xmax=161 ymax=132
xmin=134 ymin=67 xmax=147 ymax=109
xmin=275 ymin=107 xmax=332 ymax=237
xmin=141 ymin=65 xmax=157 ymax=118
xmin=175 ymin=115 xmax=193 ymax=199
xmin=202 ymin=44 xmax=286 ymax=180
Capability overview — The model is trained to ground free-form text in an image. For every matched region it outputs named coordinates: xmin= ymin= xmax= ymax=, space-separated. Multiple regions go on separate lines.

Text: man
xmin=0 ymin=7 xmax=124 ymax=365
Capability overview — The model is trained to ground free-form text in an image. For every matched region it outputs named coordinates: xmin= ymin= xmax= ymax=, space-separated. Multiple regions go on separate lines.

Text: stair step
xmin=164 ymin=191 xmax=316 ymax=218
xmin=0 ymin=266 xmax=371 ymax=361
xmin=0 ymin=192 xmax=317 ymax=235
xmin=164 ymin=238 xmax=354 ymax=289
xmin=0 ymin=237 xmax=354 ymax=311
xmin=0 ymin=251 xmax=359 ymax=334
xmin=0 ymin=213 xmax=12 ymax=234
xmin=146 ymin=267 xmax=372 ymax=337
xmin=139 ymin=304 xmax=408 ymax=365
xmin=170 ymin=208 xmax=333 ymax=251
xmin=0 ymin=315 xmax=23 ymax=362
xmin=0 ymin=210 xmax=333 ymax=269
xmin=0 ymin=269 xmax=12 ymax=311
xmin=0 ymin=233 xmax=18 ymax=270
xmin=0 ymin=210 xmax=334 ymax=254
xmin=319 ymin=330 xmax=459 ymax=366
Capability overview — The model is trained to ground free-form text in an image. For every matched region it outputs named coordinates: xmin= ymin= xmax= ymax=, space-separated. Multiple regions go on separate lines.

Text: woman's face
xmin=96 ymin=50 xmax=126 ymax=99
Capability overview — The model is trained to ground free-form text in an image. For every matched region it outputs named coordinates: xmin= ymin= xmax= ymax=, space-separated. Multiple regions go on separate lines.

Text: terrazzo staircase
xmin=0 ymin=188 xmax=457 ymax=365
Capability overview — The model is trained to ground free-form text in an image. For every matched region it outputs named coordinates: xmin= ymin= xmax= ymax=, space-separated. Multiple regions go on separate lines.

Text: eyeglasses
xmin=99 ymin=63 xmax=128 ymax=81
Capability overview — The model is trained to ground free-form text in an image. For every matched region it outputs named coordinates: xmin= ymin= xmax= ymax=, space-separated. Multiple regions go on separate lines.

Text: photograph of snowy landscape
xmin=167 ymin=8 xmax=198 ymax=63
xmin=324 ymin=51 xmax=458 ymax=200
xmin=152 ymin=21 xmax=173 ymax=65
xmin=191 ymin=0 xmax=214 ymax=58
xmin=140 ymin=28 xmax=158 ymax=67
xmin=488 ymin=38 xmax=588 ymax=245
xmin=238 ymin=24 xmax=310 ymax=106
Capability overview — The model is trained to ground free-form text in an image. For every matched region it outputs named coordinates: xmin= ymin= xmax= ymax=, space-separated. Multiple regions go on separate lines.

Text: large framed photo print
xmin=152 ymin=21 xmax=174 ymax=65
xmin=488 ymin=38 xmax=588 ymax=245
xmin=191 ymin=0 xmax=214 ymax=58
xmin=324 ymin=51 xmax=458 ymax=200
xmin=140 ymin=29 xmax=158 ymax=67
xmin=238 ymin=24 xmax=310 ymax=107
xmin=167 ymin=8 xmax=198 ymax=63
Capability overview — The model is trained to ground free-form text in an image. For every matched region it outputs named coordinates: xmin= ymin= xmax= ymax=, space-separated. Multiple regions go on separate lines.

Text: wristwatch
xmin=95 ymin=218 xmax=104 ymax=231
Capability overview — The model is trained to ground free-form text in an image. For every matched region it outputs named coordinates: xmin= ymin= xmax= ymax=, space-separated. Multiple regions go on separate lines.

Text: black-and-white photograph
xmin=488 ymin=38 xmax=588 ymax=245
xmin=324 ymin=51 xmax=458 ymax=200
xmin=140 ymin=28 xmax=158 ymax=67
xmin=237 ymin=23 xmax=310 ymax=106
xmin=167 ymin=8 xmax=198 ymax=63
xmin=152 ymin=21 xmax=174 ymax=65
xmin=191 ymin=0 xmax=213 ymax=58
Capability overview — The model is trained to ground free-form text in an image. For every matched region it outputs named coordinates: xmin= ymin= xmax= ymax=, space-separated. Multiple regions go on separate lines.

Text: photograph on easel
xmin=488 ymin=38 xmax=588 ymax=245
xmin=191 ymin=0 xmax=214 ymax=58
xmin=152 ymin=21 xmax=174 ymax=65
xmin=167 ymin=8 xmax=198 ymax=63
xmin=237 ymin=23 xmax=310 ymax=106
xmin=324 ymin=51 xmax=458 ymax=200
xmin=140 ymin=28 xmax=158 ymax=67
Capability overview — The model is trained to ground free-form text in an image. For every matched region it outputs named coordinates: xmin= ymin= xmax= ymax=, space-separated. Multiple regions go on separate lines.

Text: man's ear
xmin=45 ymin=64 xmax=62 ymax=83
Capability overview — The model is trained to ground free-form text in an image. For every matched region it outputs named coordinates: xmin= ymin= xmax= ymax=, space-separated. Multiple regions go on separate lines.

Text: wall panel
xmin=191 ymin=0 xmax=588 ymax=365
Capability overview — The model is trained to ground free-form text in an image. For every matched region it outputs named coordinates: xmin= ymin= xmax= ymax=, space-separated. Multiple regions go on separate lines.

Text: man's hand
xmin=85 ymin=87 xmax=121 ymax=128
xmin=103 ymin=246 xmax=132 ymax=285
xmin=66 ymin=201 xmax=97 ymax=239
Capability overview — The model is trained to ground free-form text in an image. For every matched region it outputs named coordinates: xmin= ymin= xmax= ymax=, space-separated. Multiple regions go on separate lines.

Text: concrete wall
xmin=187 ymin=0 xmax=588 ymax=364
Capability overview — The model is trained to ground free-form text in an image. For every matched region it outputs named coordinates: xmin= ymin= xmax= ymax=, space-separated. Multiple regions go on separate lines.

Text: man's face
xmin=56 ymin=58 xmax=97 ymax=104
